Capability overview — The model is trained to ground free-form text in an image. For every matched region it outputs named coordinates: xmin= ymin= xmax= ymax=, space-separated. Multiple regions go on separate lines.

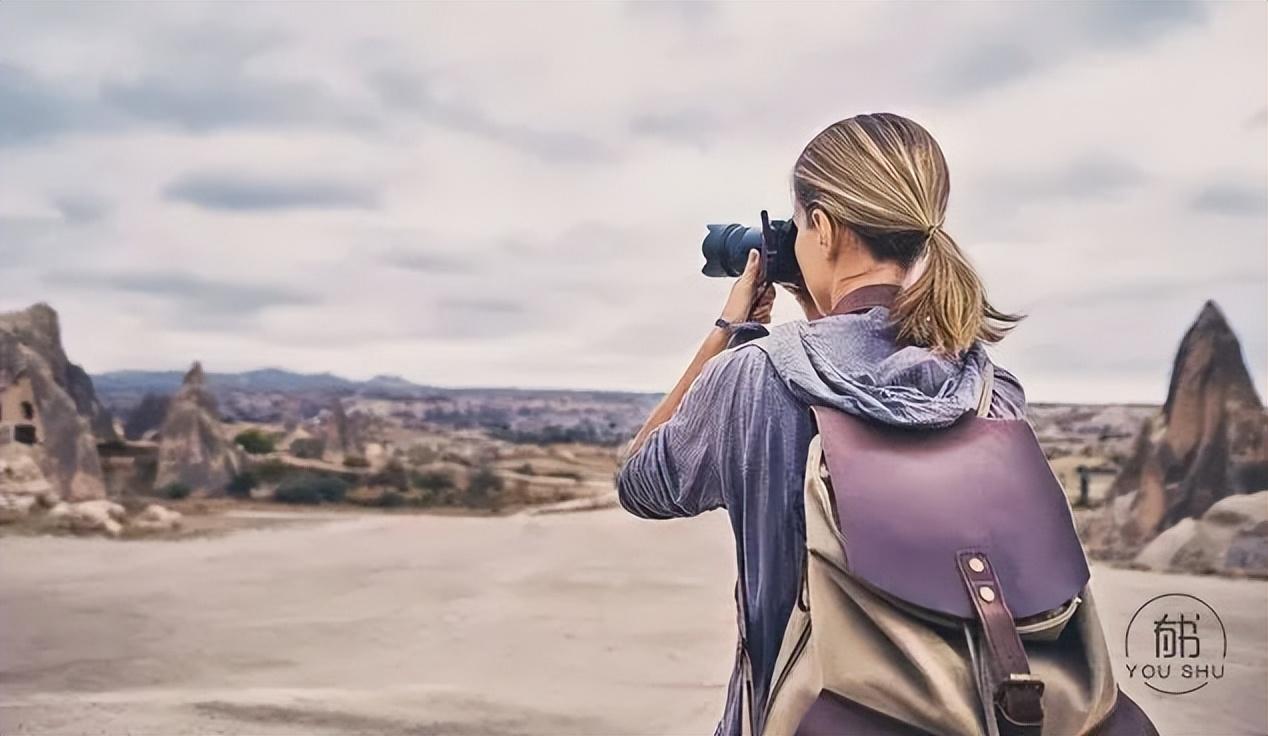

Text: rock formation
xmin=1097 ymin=300 xmax=1268 ymax=555
xmin=0 ymin=490 xmax=40 ymax=522
xmin=155 ymin=362 xmax=244 ymax=494
xmin=0 ymin=304 xmax=108 ymax=501
xmin=47 ymin=498 xmax=127 ymax=537
xmin=0 ymin=304 xmax=117 ymax=442
xmin=129 ymin=503 xmax=183 ymax=534
xmin=318 ymin=398 xmax=362 ymax=461
xmin=39 ymin=499 xmax=182 ymax=537
xmin=0 ymin=445 xmax=53 ymax=498
xmin=124 ymin=393 xmax=171 ymax=441
xmin=1133 ymin=491 xmax=1268 ymax=576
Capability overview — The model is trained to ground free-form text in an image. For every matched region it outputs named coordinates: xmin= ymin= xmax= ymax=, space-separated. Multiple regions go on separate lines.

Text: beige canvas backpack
xmin=737 ymin=364 xmax=1159 ymax=736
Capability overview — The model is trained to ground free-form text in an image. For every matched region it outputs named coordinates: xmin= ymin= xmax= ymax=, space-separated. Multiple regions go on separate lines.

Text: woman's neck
xmin=827 ymin=261 xmax=906 ymax=310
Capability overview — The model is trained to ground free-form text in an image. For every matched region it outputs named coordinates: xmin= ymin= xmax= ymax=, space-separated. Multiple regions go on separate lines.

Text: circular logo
xmin=1124 ymin=593 xmax=1227 ymax=695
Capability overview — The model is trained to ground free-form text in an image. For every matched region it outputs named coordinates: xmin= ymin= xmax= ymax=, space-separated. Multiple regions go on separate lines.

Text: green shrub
xmin=370 ymin=460 xmax=410 ymax=491
xmin=412 ymin=468 xmax=455 ymax=491
xmin=407 ymin=445 xmax=439 ymax=465
xmin=289 ymin=437 xmax=325 ymax=460
xmin=315 ymin=477 xmax=349 ymax=503
xmin=465 ymin=464 xmax=504 ymax=509
xmin=274 ymin=474 xmax=349 ymax=505
xmin=253 ymin=459 xmax=291 ymax=483
xmin=226 ymin=471 xmax=258 ymax=499
xmin=374 ymin=490 xmax=407 ymax=508
xmin=234 ymin=429 xmax=277 ymax=455
xmin=343 ymin=455 xmax=370 ymax=468
xmin=160 ymin=482 xmax=191 ymax=500
xmin=274 ymin=482 xmax=321 ymax=505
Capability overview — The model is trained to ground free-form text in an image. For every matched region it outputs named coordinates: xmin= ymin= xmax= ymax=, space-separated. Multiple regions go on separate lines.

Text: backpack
xmin=737 ymin=363 xmax=1160 ymax=736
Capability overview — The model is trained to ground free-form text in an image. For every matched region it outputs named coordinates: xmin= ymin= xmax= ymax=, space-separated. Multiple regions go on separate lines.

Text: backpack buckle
xmin=995 ymin=675 xmax=1045 ymax=734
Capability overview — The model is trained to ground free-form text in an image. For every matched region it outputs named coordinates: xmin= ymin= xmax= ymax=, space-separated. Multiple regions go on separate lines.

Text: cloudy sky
xmin=1 ymin=1 xmax=1264 ymax=403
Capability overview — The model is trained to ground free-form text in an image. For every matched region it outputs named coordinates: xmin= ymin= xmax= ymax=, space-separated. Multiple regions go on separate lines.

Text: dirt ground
xmin=1 ymin=508 xmax=1265 ymax=736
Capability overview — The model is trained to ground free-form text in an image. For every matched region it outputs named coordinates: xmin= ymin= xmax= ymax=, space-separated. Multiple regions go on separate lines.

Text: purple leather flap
xmin=813 ymin=407 xmax=1089 ymax=620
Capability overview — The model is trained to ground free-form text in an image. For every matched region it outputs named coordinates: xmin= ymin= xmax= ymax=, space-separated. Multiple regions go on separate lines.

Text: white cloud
xmin=0 ymin=1 xmax=1263 ymax=403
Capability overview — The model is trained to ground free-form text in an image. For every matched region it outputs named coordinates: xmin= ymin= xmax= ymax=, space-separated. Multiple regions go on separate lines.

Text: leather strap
xmin=827 ymin=283 xmax=901 ymax=316
xmin=956 ymin=551 xmax=1044 ymax=736
xmin=976 ymin=361 xmax=995 ymax=418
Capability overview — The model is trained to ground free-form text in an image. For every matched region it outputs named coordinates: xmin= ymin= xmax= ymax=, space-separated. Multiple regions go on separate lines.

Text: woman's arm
xmin=613 ymin=250 xmax=774 ymax=520
xmin=620 ymin=249 xmax=773 ymax=462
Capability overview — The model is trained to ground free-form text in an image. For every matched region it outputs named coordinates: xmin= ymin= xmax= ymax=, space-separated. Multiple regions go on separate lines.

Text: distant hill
xmin=93 ymin=368 xmax=660 ymax=402
xmin=94 ymin=368 xmax=360 ymax=395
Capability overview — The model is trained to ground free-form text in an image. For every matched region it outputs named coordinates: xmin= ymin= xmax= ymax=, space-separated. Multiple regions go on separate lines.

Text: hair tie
xmin=924 ymin=220 xmax=944 ymax=240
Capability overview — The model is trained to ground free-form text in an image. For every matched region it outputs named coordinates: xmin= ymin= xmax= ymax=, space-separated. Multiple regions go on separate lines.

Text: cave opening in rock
xmin=14 ymin=424 xmax=37 ymax=445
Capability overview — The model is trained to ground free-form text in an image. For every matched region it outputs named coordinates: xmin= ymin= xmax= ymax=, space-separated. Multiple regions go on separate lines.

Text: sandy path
xmin=1 ymin=509 xmax=1264 ymax=736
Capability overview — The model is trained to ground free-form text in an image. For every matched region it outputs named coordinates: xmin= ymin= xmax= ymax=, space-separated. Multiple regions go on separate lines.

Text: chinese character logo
xmin=1153 ymin=612 xmax=1201 ymax=658
xmin=1126 ymin=593 xmax=1226 ymax=695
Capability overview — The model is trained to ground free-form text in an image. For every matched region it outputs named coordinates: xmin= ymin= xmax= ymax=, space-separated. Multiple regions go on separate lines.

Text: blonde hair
xmin=793 ymin=113 xmax=1022 ymax=355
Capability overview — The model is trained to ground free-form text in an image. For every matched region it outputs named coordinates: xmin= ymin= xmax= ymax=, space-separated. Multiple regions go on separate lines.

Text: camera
xmin=701 ymin=210 xmax=801 ymax=285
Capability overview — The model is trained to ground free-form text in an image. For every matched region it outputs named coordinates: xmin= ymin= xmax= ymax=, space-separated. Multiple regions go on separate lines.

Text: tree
xmin=234 ymin=429 xmax=277 ymax=455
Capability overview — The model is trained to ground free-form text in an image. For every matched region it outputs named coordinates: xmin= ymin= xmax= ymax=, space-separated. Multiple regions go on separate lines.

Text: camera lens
xmin=701 ymin=224 xmax=762 ymax=278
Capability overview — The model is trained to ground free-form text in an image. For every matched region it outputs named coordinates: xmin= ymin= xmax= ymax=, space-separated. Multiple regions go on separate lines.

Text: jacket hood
xmin=743 ymin=307 xmax=994 ymax=428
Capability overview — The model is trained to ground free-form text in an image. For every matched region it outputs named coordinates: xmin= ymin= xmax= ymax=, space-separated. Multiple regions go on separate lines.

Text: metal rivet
xmin=978 ymin=585 xmax=996 ymax=603
xmin=968 ymin=557 xmax=986 ymax=573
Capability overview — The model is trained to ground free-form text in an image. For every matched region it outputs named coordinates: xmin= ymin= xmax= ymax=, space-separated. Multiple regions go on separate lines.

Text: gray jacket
xmin=615 ymin=284 xmax=1028 ymax=736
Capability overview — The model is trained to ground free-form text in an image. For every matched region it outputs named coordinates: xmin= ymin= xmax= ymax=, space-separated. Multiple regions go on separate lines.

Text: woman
xmin=615 ymin=113 xmax=1029 ymax=735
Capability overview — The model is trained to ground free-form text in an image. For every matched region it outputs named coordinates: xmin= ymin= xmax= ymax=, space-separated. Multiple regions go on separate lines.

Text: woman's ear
xmin=809 ymin=208 xmax=836 ymax=258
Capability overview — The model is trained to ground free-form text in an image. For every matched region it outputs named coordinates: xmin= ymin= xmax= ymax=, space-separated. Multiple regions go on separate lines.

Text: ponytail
xmin=891 ymin=228 xmax=1022 ymax=356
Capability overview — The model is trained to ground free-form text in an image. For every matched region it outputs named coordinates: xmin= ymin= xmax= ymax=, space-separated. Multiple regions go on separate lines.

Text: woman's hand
xmin=749 ymin=284 xmax=775 ymax=324
xmin=780 ymin=280 xmax=824 ymax=320
xmin=719 ymin=249 xmax=766 ymax=323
